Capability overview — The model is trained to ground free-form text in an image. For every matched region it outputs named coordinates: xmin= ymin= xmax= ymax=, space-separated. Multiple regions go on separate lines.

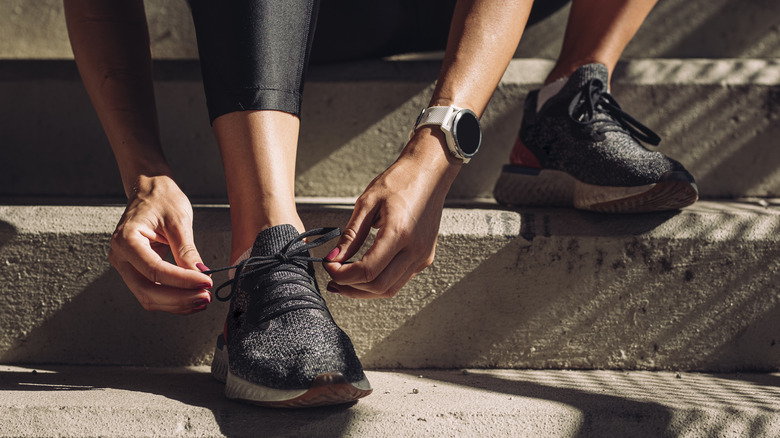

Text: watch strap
xmin=414 ymin=106 xmax=459 ymax=130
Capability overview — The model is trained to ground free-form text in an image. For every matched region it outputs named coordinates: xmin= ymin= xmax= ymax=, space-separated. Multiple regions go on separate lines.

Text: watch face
xmin=453 ymin=110 xmax=481 ymax=156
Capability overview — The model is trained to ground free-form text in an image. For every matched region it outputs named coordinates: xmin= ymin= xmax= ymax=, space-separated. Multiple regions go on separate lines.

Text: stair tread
xmin=1 ymin=365 xmax=777 ymax=437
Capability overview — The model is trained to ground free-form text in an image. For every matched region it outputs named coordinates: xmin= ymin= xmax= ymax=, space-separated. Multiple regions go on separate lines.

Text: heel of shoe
xmin=210 ymin=335 xmax=229 ymax=383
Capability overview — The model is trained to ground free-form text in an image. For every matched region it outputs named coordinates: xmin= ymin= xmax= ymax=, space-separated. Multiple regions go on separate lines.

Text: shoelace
xmin=203 ymin=227 xmax=342 ymax=325
xmin=568 ymin=78 xmax=661 ymax=146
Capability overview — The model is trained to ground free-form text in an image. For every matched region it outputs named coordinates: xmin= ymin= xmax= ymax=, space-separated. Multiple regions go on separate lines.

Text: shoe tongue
xmin=560 ymin=63 xmax=609 ymax=96
xmin=251 ymin=224 xmax=302 ymax=257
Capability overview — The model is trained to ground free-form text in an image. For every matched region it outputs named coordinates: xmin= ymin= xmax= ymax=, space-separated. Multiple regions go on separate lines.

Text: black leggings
xmin=188 ymin=0 xmax=569 ymax=123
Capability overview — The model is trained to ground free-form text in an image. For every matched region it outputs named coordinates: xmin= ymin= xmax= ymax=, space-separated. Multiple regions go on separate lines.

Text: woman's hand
xmin=109 ymin=175 xmax=213 ymax=314
xmin=324 ymin=129 xmax=460 ymax=298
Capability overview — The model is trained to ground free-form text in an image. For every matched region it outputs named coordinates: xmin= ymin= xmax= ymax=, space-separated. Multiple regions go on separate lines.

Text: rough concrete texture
xmin=0 ymin=365 xmax=778 ymax=437
xmin=2 ymin=59 xmax=779 ymax=200
xmin=1 ymin=202 xmax=778 ymax=371
xmin=3 ymin=0 xmax=779 ymax=60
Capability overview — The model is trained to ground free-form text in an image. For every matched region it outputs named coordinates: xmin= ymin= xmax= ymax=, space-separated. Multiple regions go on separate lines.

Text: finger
xmin=326 ymin=226 xmax=406 ymax=286
xmin=116 ymin=261 xmax=212 ymax=313
xmin=114 ymin=233 xmax=212 ymax=289
xmin=327 ymin=261 xmax=418 ymax=299
xmin=329 ymin=248 xmax=414 ymax=294
xmin=325 ymin=198 xmax=379 ymax=263
xmin=163 ymin=215 xmax=205 ymax=271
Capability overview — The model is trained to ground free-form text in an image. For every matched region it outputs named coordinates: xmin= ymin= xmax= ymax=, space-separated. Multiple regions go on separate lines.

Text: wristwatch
xmin=411 ymin=105 xmax=482 ymax=163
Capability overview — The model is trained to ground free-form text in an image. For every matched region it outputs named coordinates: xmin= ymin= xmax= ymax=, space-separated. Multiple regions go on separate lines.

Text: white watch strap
xmin=415 ymin=106 xmax=460 ymax=129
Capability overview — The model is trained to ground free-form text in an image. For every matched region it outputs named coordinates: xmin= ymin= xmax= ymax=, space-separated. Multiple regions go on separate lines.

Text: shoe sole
xmin=211 ymin=338 xmax=372 ymax=408
xmin=493 ymin=166 xmax=699 ymax=213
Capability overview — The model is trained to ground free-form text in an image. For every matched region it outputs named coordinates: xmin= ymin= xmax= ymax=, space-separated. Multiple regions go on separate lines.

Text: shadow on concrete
xmin=351 ymin=206 xmax=780 ymax=371
xmin=610 ymin=60 xmax=780 ymax=199
xmin=0 ymin=268 xmax=226 ymax=365
xmin=0 ymin=219 xmax=17 ymax=248
xmin=633 ymin=0 xmax=780 ymax=59
xmin=0 ymin=366 xmax=358 ymax=437
xmin=395 ymin=369 xmax=779 ymax=437
xmin=414 ymin=370 xmax=673 ymax=437
xmin=0 ymin=214 xmax=232 ymax=366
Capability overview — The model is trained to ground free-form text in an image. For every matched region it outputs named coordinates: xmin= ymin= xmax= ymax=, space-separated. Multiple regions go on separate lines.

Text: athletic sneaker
xmin=206 ymin=225 xmax=372 ymax=408
xmin=493 ymin=63 xmax=698 ymax=213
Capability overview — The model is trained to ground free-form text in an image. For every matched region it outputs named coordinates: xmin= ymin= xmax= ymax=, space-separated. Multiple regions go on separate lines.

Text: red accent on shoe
xmin=509 ymin=135 xmax=542 ymax=169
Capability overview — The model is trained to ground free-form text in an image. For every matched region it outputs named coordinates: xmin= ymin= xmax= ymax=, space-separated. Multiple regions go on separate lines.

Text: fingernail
xmin=193 ymin=298 xmax=210 ymax=306
xmin=325 ymin=247 xmax=340 ymax=261
xmin=198 ymin=282 xmax=212 ymax=289
xmin=326 ymin=284 xmax=340 ymax=293
xmin=196 ymin=263 xmax=210 ymax=272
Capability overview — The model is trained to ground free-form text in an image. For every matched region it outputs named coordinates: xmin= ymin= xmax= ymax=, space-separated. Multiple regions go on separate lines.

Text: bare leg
xmin=546 ymin=0 xmax=658 ymax=84
xmin=213 ymin=110 xmax=305 ymax=263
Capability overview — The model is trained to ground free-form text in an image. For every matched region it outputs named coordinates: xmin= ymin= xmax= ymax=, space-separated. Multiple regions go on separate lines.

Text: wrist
xmin=402 ymin=127 xmax=463 ymax=185
xmin=119 ymin=156 xmax=175 ymax=199
xmin=126 ymin=173 xmax=180 ymax=201
xmin=411 ymin=104 xmax=482 ymax=164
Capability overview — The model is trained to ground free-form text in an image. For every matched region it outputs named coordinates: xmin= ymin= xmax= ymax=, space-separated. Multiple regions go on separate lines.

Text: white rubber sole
xmin=210 ymin=339 xmax=372 ymax=408
xmin=493 ymin=167 xmax=698 ymax=213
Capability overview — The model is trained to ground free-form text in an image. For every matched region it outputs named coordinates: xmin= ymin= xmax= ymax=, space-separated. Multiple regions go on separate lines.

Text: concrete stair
xmin=1 ymin=201 xmax=779 ymax=372
xmin=1 ymin=0 xmax=779 ymax=436
xmin=3 ymin=58 xmax=780 ymax=200
xmin=2 ymin=365 xmax=778 ymax=437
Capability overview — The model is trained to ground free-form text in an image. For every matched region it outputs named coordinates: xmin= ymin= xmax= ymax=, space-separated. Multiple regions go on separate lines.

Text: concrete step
xmin=0 ymin=201 xmax=778 ymax=371
xmin=0 ymin=365 xmax=778 ymax=437
xmin=4 ymin=0 xmax=778 ymax=60
xmin=2 ymin=58 xmax=780 ymax=200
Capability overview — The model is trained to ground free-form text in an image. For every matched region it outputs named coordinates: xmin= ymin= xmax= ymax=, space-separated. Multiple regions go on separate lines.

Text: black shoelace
xmin=203 ymin=227 xmax=342 ymax=325
xmin=568 ymin=78 xmax=661 ymax=146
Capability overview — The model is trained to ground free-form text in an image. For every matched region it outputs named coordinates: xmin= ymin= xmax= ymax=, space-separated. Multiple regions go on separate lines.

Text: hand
xmin=324 ymin=129 xmax=461 ymax=298
xmin=109 ymin=175 xmax=213 ymax=314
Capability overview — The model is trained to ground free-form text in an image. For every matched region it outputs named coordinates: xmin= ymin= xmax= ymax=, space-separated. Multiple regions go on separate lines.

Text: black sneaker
xmin=493 ymin=63 xmax=698 ymax=213
xmin=206 ymin=225 xmax=371 ymax=408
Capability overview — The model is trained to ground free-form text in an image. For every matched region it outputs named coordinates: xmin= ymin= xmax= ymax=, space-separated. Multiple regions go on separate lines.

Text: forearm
xmin=403 ymin=0 xmax=532 ymax=180
xmin=64 ymin=0 xmax=172 ymax=197
xmin=431 ymin=0 xmax=532 ymax=114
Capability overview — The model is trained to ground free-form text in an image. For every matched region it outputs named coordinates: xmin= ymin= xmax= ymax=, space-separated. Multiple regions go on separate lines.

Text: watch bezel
xmin=450 ymin=109 xmax=482 ymax=158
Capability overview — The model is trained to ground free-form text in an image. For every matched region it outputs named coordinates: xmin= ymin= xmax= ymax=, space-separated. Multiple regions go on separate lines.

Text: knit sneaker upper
xmin=215 ymin=225 xmax=365 ymax=390
xmin=519 ymin=63 xmax=694 ymax=187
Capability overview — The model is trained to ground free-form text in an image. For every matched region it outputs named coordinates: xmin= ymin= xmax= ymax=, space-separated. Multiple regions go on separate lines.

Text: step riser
xmin=3 ymin=59 xmax=779 ymax=200
xmin=1 ymin=204 xmax=777 ymax=371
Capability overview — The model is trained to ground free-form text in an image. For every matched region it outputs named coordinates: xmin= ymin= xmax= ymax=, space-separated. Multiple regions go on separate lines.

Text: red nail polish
xmin=326 ymin=247 xmax=340 ymax=261
xmin=196 ymin=263 xmax=210 ymax=272
xmin=198 ymin=282 xmax=212 ymax=289
xmin=326 ymin=284 xmax=339 ymax=293
xmin=193 ymin=298 xmax=210 ymax=307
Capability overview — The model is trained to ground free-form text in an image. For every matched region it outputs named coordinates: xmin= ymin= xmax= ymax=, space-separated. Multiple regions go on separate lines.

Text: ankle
xmin=230 ymin=215 xmax=305 ymax=263
xmin=546 ymin=59 xmax=611 ymax=86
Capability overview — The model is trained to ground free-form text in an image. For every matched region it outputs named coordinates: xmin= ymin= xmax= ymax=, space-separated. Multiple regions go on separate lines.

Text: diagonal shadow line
xmin=0 ymin=267 xmax=226 ymax=366
xmin=660 ymin=0 xmax=780 ymax=59
xmin=355 ymin=206 xmax=779 ymax=371
xmin=399 ymin=369 xmax=676 ymax=438
xmin=394 ymin=369 xmax=779 ymax=437
xmin=0 ymin=219 xmax=16 ymax=249
xmin=0 ymin=367 xmax=358 ymax=438
xmin=357 ymin=210 xmax=681 ymax=368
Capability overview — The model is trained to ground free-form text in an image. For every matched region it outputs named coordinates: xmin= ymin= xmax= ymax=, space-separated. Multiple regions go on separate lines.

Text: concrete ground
xmin=1 ymin=365 xmax=778 ymax=437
